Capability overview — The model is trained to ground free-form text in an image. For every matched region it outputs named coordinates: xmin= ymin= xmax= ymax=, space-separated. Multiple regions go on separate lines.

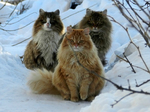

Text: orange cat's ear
xmin=67 ymin=26 xmax=73 ymax=34
xmin=84 ymin=28 xmax=90 ymax=35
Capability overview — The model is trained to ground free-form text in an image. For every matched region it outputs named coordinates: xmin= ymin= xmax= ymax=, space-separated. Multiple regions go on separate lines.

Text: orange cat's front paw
xmin=71 ymin=96 xmax=79 ymax=102
xmin=80 ymin=93 xmax=88 ymax=100
xmin=63 ymin=94 xmax=70 ymax=100
xmin=86 ymin=96 xmax=95 ymax=101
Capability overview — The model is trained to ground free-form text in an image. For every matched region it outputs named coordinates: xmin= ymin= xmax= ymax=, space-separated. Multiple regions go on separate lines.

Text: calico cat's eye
xmin=41 ymin=20 xmax=46 ymax=24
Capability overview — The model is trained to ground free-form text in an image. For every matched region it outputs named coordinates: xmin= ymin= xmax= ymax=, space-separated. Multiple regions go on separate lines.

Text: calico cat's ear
xmin=39 ymin=9 xmax=45 ymax=15
xmin=103 ymin=9 xmax=107 ymax=15
xmin=86 ymin=8 xmax=92 ymax=16
xmin=67 ymin=26 xmax=73 ymax=34
xmin=54 ymin=9 xmax=60 ymax=15
xmin=84 ymin=27 xmax=90 ymax=35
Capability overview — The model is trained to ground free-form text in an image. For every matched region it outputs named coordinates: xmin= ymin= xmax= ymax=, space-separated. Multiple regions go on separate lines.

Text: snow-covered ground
xmin=0 ymin=0 xmax=150 ymax=112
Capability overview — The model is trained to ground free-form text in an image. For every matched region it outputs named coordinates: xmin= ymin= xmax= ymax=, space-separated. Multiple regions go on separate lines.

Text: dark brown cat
xmin=23 ymin=9 xmax=65 ymax=71
xmin=73 ymin=8 xmax=112 ymax=66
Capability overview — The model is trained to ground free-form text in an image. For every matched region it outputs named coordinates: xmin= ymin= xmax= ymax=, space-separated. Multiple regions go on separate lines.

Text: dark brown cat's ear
xmin=67 ymin=26 xmax=73 ymax=34
xmin=103 ymin=9 xmax=107 ymax=15
xmin=84 ymin=28 xmax=90 ymax=36
xmin=39 ymin=9 xmax=45 ymax=15
xmin=86 ymin=8 xmax=92 ymax=16
xmin=54 ymin=9 xmax=60 ymax=15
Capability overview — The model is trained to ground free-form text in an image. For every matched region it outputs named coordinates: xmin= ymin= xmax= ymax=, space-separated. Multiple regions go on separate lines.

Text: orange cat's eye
xmin=79 ymin=40 xmax=84 ymax=43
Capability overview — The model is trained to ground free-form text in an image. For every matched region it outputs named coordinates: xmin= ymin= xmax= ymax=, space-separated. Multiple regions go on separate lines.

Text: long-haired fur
xmin=23 ymin=9 xmax=64 ymax=71
xmin=27 ymin=69 xmax=60 ymax=94
xmin=73 ymin=8 xmax=112 ymax=65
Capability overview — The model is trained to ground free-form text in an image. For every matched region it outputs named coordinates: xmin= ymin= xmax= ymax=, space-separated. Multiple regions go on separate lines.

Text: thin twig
xmin=12 ymin=36 xmax=32 ymax=46
xmin=123 ymin=52 xmax=136 ymax=73
xmin=111 ymin=92 xmax=134 ymax=107
xmin=1 ymin=12 xmax=36 ymax=27
xmin=135 ymin=79 xmax=150 ymax=87
xmin=0 ymin=0 xmax=8 ymax=10
xmin=131 ymin=41 xmax=150 ymax=73
xmin=62 ymin=3 xmax=98 ymax=20
xmin=0 ymin=21 xmax=34 ymax=31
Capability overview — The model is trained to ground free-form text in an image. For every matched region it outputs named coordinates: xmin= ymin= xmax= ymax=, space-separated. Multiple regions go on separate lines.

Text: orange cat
xmin=27 ymin=26 xmax=105 ymax=102
xmin=53 ymin=26 xmax=105 ymax=101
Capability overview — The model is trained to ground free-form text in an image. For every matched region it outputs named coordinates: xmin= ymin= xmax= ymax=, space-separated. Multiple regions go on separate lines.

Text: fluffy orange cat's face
xmin=62 ymin=27 xmax=92 ymax=52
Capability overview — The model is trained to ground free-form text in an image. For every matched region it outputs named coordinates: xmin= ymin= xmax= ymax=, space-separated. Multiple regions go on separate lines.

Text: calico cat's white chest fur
xmin=33 ymin=30 xmax=61 ymax=65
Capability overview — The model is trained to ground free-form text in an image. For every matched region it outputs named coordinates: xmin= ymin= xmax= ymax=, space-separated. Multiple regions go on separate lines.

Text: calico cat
xmin=53 ymin=26 xmax=105 ymax=101
xmin=73 ymin=8 xmax=112 ymax=65
xmin=23 ymin=9 xmax=64 ymax=71
xmin=27 ymin=26 xmax=105 ymax=102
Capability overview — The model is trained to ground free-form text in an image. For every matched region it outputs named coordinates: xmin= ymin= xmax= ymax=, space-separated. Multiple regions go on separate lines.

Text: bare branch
xmin=135 ymin=79 xmax=150 ymax=87
xmin=111 ymin=92 xmax=134 ymax=107
xmin=0 ymin=0 xmax=8 ymax=10
xmin=123 ymin=52 xmax=136 ymax=73
xmin=0 ymin=21 xmax=34 ymax=31
xmin=62 ymin=3 xmax=98 ymax=20
xmin=12 ymin=36 xmax=32 ymax=46
xmin=112 ymin=0 xmax=150 ymax=47
xmin=1 ymin=12 xmax=36 ymax=27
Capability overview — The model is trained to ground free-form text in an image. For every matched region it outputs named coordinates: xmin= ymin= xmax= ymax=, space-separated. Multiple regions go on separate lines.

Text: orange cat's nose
xmin=74 ymin=44 xmax=78 ymax=47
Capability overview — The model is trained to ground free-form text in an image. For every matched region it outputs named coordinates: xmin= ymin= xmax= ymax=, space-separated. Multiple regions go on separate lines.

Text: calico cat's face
xmin=83 ymin=8 xmax=107 ymax=32
xmin=33 ymin=9 xmax=64 ymax=35
xmin=62 ymin=27 xmax=92 ymax=52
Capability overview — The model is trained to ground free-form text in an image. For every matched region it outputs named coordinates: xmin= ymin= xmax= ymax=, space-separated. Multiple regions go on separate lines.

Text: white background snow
xmin=0 ymin=0 xmax=150 ymax=112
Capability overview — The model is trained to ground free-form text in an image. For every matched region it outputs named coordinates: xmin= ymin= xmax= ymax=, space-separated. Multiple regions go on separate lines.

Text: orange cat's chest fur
xmin=59 ymin=52 xmax=96 ymax=86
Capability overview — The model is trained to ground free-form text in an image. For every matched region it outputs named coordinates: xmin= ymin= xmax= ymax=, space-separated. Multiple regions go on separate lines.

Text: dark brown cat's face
xmin=62 ymin=27 xmax=92 ymax=52
xmin=33 ymin=9 xmax=64 ymax=35
xmin=84 ymin=9 xmax=107 ymax=32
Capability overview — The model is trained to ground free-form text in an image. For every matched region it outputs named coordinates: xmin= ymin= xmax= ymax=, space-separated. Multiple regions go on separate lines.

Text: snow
xmin=0 ymin=2 xmax=16 ymax=23
xmin=0 ymin=0 xmax=150 ymax=112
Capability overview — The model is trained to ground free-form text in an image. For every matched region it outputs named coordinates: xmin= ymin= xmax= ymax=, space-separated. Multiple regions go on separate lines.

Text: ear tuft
xmin=103 ymin=9 xmax=107 ymax=15
xmin=55 ymin=9 xmax=60 ymax=15
xmin=39 ymin=9 xmax=45 ymax=15
xmin=67 ymin=26 xmax=73 ymax=34
xmin=86 ymin=8 xmax=92 ymax=16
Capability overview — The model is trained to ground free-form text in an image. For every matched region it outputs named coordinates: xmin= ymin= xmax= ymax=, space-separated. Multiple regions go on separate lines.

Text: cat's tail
xmin=27 ymin=69 xmax=60 ymax=95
